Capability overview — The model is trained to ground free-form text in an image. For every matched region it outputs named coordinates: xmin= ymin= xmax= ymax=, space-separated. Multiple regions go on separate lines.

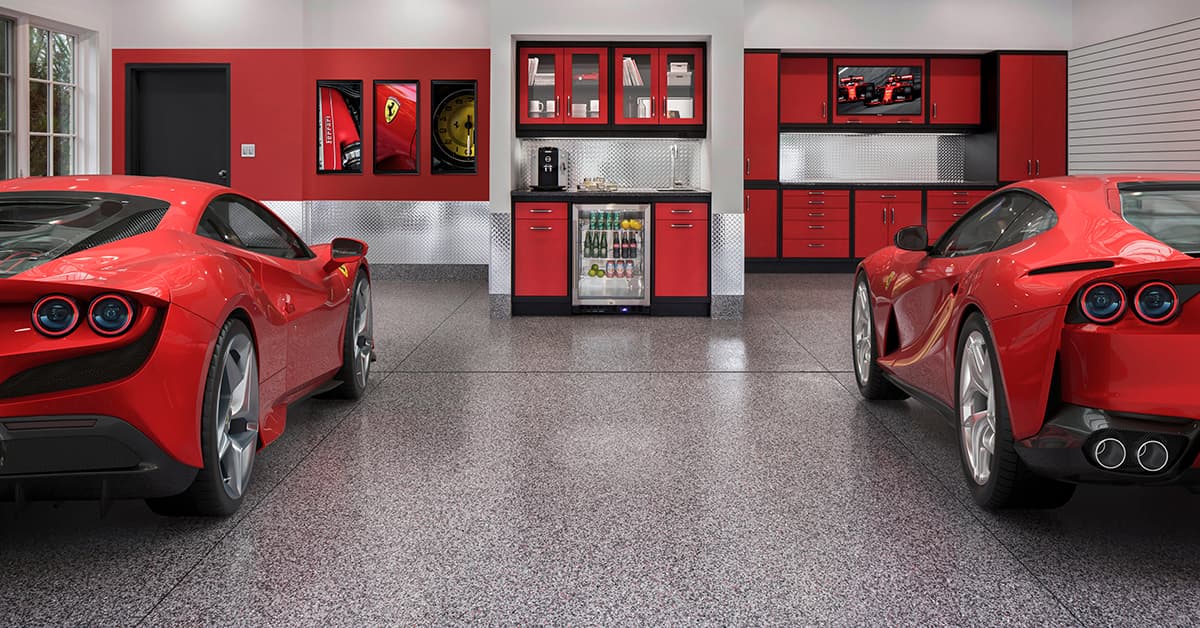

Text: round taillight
xmin=88 ymin=294 xmax=134 ymax=336
xmin=1134 ymin=282 xmax=1179 ymax=323
xmin=32 ymin=296 xmax=80 ymax=337
xmin=1080 ymin=282 xmax=1126 ymax=324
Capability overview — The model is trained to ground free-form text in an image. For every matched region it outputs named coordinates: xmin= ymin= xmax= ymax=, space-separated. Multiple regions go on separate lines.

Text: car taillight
xmin=88 ymin=294 xmax=135 ymax=336
xmin=1080 ymin=282 xmax=1126 ymax=324
xmin=32 ymin=295 xmax=80 ymax=337
xmin=1134 ymin=281 xmax=1179 ymax=323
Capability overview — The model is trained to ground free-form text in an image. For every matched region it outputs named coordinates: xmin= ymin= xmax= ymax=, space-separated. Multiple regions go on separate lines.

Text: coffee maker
xmin=533 ymin=147 xmax=568 ymax=190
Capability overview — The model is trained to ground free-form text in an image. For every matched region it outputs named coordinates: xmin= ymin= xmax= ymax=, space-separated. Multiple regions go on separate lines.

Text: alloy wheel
xmin=216 ymin=333 xmax=259 ymax=499
xmin=352 ymin=280 xmax=373 ymax=389
xmin=959 ymin=330 xmax=996 ymax=485
xmin=853 ymin=281 xmax=873 ymax=385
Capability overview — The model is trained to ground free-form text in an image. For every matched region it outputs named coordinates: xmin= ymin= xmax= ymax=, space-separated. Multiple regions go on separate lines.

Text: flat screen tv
xmin=835 ymin=65 xmax=922 ymax=116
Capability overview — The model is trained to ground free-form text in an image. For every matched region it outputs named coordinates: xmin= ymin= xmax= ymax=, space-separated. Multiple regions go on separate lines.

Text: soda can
xmin=606 ymin=259 xmax=615 ymax=278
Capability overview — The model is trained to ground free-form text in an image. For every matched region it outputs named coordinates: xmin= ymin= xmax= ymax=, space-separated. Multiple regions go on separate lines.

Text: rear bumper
xmin=1016 ymin=403 xmax=1200 ymax=485
xmin=0 ymin=415 xmax=197 ymax=500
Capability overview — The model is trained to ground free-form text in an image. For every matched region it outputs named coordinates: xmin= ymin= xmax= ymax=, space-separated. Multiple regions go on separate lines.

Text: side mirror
xmin=894 ymin=225 xmax=929 ymax=252
xmin=331 ymin=237 xmax=368 ymax=262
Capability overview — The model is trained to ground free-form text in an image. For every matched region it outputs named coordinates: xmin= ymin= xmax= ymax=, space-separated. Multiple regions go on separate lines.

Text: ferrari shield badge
xmin=384 ymin=96 xmax=401 ymax=124
xmin=338 ymin=264 xmax=349 ymax=277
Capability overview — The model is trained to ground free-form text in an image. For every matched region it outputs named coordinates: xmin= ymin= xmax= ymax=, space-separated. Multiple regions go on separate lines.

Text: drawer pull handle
xmin=808 ymin=243 xmax=826 ymax=248
xmin=670 ymin=209 xmax=694 ymax=214
xmin=952 ymin=200 xmax=969 ymax=206
xmin=880 ymin=194 xmax=897 ymax=199
xmin=808 ymin=225 xmax=825 ymax=230
xmin=952 ymin=213 xmax=964 ymax=218
xmin=670 ymin=224 xmax=695 ymax=229
xmin=808 ymin=191 xmax=825 ymax=196
xmin=808 ymin=200 xmax=825 ymax=205
xmin=528 ymin=209 xmax=554 ymax=213
xmin=808 ymin=212 xmax=825 ymax=217
xmin=529 ymin=226 xmax=553 ymax=231
xmin=952 ymin=191 xmax=968 ymax=196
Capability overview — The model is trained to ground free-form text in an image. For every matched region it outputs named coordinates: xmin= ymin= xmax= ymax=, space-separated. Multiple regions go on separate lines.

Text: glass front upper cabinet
xmin=614 ymin=47 xmax=704 ymax=126
xmin=519 ymin=47 xmax=609 ymax=125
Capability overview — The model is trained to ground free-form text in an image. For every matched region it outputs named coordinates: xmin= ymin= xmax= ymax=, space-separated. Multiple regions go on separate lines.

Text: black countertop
xmin=777 ymin=181 xmax=999 ymax=190
xmin=512 ymin=187 xmax=713 ymax=203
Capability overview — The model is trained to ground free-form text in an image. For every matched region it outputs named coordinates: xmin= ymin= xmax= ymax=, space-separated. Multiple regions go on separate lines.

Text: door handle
xmin=821 ymin=101 xmax=827 ymax=118
xmin=932 ymin=102 xmax=937 ymax=119
xmin=745 ymin=157 xmax=750 ymax=174
xmin=1036 ymin=159 xmax=1041 ymax=176
xmin=745 ymin=194 xmax=750 ymax=211
xmin=529 ymin=226 xmax=553 ymax=231
xmin=1027 ymin=159 xmax=1032 ymax=176
xmin=217 ymin=169 xmax=229 ymax=179
xmin=670 ymin=224 xmax=695 ymax=229
xmin=882 ymin=208 xmax=886 ymax=223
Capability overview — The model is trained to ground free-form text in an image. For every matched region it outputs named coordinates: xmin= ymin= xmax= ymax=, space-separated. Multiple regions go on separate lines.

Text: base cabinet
xmin=744 ymin=189 xmax=778 ymax=258
xmin=654 ymin=203 xmax=709 ymax=297
xmin=513 ymin=202 xmax=568 ymax=297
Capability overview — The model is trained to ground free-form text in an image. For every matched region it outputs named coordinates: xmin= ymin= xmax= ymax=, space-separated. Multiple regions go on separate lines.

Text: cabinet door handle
xmin=808 ymin=212 xmax=825 ymax=217
xmin=882 ymin=209 xmax=887 ymax=223
xmin=952 ymin=200 xmax=968 ymax=206
xmin=808 ymin=243 xmax=826 ymax=248
xmin=808 ymin=225 xmax=825 ymax=230
xmin=529 ymin=208 xmax=554 ymax=213
xmin=670 ymin=224 xmax=695 ymax=229
xmin=880 ymin=194 xmax=897 ymax=199
xmin=671 ymin=209 xmax=694 ymax=214
xmin=566 ymin=94 xmax=571 ymax=117
xmin=821 ymin=101 xmax=827 ymax=118
xmin=555 ymin=96 xmax=560 ymax=118
xmin=745 ymin=157 xmax=750 ymax=174
xmin=745 ymin=194 xmax=750 ymax=211
xmin=529 ymin=226 xmax=553 ymax=231
xmin=1036 ymin=159 xmax=1041 ymax=176
xmin=808 ymin=200 xmax=825 ymax=205
xmin=932 ymin=102 xmax=937 ymax=119
xmin=1027 ymin=159 xmax=1032 ymax=176
xmin=890 ymin=208 xmax=895 ymax=224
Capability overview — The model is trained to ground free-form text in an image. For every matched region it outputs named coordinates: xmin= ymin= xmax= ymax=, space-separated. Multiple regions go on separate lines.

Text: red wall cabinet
xmin=744 ymin=52 xmax=779 ymax=181
xmin=519 ymin=48 xmax=609 ymax=125
xmin=780 ymin=57 xmax=828 ymax=124
xmin=998 ymin=54 xmax=1066 ymax=181
xmin=654 ymin=203 xmax=709 ymax=297
xmin=615 ymin=47 xmax=704 ymax=126
xmin=513 ymin=202 xmax=568 ymax=297
xmin=831 ymin=57 xmax=926 ymax=125
xmin=929 ymin=57 xmax=980 ymax=125
xmin=745 ymin=189 xmax=778 ymax=258
xmin=854 ymin=190 xmax=921 ymax=258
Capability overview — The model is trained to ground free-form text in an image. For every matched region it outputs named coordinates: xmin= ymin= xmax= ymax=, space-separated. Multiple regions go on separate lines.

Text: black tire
xmin=956 ymin=313 xmax=1075 ymax=509
xmin=147 ymin=318 xmax=258 ymax=517
xmin=328 ymin=270 xmax=373 ymax=400
xmin=851 ymin=273 xmax=907 ymax=401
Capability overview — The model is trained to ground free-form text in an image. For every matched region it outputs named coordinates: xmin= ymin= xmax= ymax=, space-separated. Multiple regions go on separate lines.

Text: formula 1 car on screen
xmin=852 ymin=174 xmax=1200 ymax=509
xmin=864 ymin=74 xmax=919 ymax=106
xmin=0 ymin=176 xmax=375 ymax=516
xmin=837 ymin=76 xmax=876 ymax=103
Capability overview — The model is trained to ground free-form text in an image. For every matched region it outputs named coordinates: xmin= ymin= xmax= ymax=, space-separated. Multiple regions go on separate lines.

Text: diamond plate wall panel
xmin=303 ymin=201 xmax=489 ymax=264
xmin=261 ymin=201 xmax=305 ymax=236
xmin=779 ymin=133 xmax=966 ymax=184
xmin=711 ymin=213 xmax=744 ymax=296
xmin=489 ymin=212 xmax=512 ymax=295
xmin=518 ymin=138 xmax=702 ymax=189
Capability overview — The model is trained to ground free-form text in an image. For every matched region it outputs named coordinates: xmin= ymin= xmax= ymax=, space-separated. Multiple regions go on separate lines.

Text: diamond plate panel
xmin=489 ymin=212 xmax=511 ymax=295
xmin=261 ymin=201 xmax=305 ymax=236
xmin=518 ymin=138 xmax=702 ymax=189
xmin=303 ymin=201 xmax=489 ymax=264
xmin=779 ymin=132 xmax=966 ymax=184
xmin=711 ymin=212 xmax=744 ymax=296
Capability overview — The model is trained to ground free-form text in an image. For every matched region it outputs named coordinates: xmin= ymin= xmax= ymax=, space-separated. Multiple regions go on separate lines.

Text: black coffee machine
xmin=533 ymin=146 xmax=568 ymax=190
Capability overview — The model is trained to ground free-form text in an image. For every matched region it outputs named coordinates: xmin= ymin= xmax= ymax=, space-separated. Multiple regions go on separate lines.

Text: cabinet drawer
xmin=656 ymin=203 xmax=709 ymax=221
xmin=782 ymin=205 xmax=850 ymax=221
xmin=857 ymin=190 xmax=921 ymax=204
xmin=783 ymin=239 xmax=850 ymax=258
xmin=514 ymin=202 xmax=569 ymax=221
xmin=927 ymin=190 xmax=990 ymax=209
xmin=783 ymin=190 xmax=851 ymax=211
xmin=783 ymin=220 xmax=850 ymax=239
xmin=783 ymin=189 xmax=851 ymax=200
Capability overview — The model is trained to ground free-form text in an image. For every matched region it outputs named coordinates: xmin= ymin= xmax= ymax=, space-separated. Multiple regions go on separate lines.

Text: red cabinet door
xmin=614 ymin=48 xmax=660 ymax=125
xmin=519 ymin=47 xmax=564 ymax=125
xmin=780 ymin=57 xmax=828 ymax=124
xmin=854 ymin=201 xmax=890 ymax=258
xmin=890 ymin=204 xmax=924 ymax=239
xmin=998 ymin=55 xmax=1035 ymax=182
xmin=655 ymin=217 xmax=709 ymax=297
xmin=744 ymin=52 xmax=778 ymax=181
xmin=514 ymin=204 xmax=567 ymax=297
xmin=1032 ymin=55 xmax=1067 ymax=178
xmin=929 ymin=57 xmax=980 ymax=125
xmin=563 ymin=47 xmax=608 ymax=125
xmin=745 ymin=189 xmax=778 ymax=258
xmin=660 ymin=47 xmax=704 ymax=125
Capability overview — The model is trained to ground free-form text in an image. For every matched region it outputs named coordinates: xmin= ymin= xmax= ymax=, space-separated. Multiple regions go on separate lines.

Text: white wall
xmin=1 ymin=0 xmax=113 ymax=174
xmin=745 ymin=0 xmax=1073 ymax=51
xmin=302 ymin=0 xmax=489 ymax=48
xmin=489 ymin=0 xmax=745 ymax=218
xmin=1072 ymin=0 xmax=1200 ymax=49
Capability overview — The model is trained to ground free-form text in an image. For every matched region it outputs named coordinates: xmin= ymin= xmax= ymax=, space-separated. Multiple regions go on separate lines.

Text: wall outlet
xmin=241 ymin=144 xmax=256 ymax=158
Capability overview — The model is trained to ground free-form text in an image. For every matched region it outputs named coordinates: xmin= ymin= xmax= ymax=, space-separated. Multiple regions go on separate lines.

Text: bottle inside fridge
xmin=573 ymin=203 xmax=650 ymax=309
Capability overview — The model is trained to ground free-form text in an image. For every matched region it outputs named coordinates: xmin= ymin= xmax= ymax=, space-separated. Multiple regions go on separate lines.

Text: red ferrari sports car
xmin=0 ymin=176 xmax=374 ymax=516
xmin=854 ymin=174 xmax=1200 ymax=509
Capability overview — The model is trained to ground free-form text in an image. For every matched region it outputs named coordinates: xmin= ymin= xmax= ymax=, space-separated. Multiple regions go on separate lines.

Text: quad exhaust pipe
xmin=1090 ymin=436 xmax=1170 ymax=472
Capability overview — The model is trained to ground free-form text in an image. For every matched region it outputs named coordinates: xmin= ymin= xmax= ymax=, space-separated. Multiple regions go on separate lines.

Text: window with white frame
xmin=0 ymin=19 xmax=12 ymax=178
xmin=28 ymin=25 xmax=75 ymax=177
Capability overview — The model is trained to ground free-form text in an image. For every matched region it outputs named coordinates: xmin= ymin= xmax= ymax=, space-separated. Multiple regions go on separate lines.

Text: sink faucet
xmin=670 ymin=143 xmax=680 ymax=188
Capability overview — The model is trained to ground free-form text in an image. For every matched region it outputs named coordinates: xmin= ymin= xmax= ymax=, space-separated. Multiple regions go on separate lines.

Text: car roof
xmin=0 ymin=175 xmax=228 ymax=216
xmin=1015 ymin=173 xmax=1200 ymax=209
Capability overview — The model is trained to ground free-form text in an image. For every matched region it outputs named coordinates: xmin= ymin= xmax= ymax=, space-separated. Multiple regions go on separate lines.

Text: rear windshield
xmin=0 ymin=192 xmax=169 ymax=277
xmin=1120 ymin=188 xmax=1200 ymax=255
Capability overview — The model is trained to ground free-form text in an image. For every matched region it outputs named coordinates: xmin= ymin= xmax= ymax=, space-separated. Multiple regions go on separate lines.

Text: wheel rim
xmin=959 ymin=330 xmax=996 ymax=486
xmin=216 ymin=333 xmax=259 ymax=500
xmin=853 ymin=281 xmax=873 ymax=386
xmin=352 ymin=280 xmax=373 ymax=389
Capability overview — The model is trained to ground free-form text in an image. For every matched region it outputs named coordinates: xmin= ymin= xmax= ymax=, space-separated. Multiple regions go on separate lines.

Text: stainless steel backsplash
xmin=779 ymin=132 xmax=967 ymax=184
xmin=517 ymin=138 xmax=703 ymax=189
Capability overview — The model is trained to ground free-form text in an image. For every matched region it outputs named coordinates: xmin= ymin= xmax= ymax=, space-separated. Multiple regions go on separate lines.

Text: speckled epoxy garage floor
xmin=4 ymin=274 xmax=1200 ymax=625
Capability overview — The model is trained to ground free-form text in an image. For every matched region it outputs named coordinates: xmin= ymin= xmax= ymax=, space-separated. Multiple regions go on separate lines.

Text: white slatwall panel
xmin=1069 ymin=18 xmax=1200 ymax=174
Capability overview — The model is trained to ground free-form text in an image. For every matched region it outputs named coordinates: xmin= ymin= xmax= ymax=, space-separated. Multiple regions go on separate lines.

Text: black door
xmin=126 ymin=65 xmax=230 ymax=185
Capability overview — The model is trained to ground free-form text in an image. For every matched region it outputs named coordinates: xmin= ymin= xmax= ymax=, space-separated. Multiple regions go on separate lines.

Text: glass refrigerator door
xmin=573 ymin=204 xmax=651 ymax=307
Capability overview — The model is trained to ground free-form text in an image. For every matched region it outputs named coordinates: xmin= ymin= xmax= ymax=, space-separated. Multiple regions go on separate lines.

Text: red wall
xmin=112 ymin=48 xmax=490 ymax=202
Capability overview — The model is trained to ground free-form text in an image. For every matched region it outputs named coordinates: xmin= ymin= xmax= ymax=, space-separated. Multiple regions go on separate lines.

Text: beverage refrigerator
xmin=571 ymin=203 xmax=651 ymax=312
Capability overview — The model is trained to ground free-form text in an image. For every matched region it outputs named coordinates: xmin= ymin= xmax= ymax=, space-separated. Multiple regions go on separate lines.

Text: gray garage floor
xmin=3 ymin=274 xmax=1200 ymax=626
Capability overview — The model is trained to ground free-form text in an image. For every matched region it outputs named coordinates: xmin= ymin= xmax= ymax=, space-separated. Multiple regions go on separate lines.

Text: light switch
xmin=241 ymin=144 xmax=256 ymax=158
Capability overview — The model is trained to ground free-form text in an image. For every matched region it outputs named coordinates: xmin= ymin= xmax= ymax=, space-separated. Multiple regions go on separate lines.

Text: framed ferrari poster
xmin=317 ymin=80 xmax=363 ymax=174
xmin=373 ymin=80 xmax=419 ymax=174
xmin=431 ymin=80 xmax=477 ymax=174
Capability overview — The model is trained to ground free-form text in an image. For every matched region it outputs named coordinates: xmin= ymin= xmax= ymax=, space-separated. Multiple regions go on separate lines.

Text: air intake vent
xmin=63 ymin=208 xmax=168 ymax=256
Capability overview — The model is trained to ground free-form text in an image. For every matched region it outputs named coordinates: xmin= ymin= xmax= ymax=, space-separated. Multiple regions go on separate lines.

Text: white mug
xmin=529 ymin=100 xmax=545 ymax=113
